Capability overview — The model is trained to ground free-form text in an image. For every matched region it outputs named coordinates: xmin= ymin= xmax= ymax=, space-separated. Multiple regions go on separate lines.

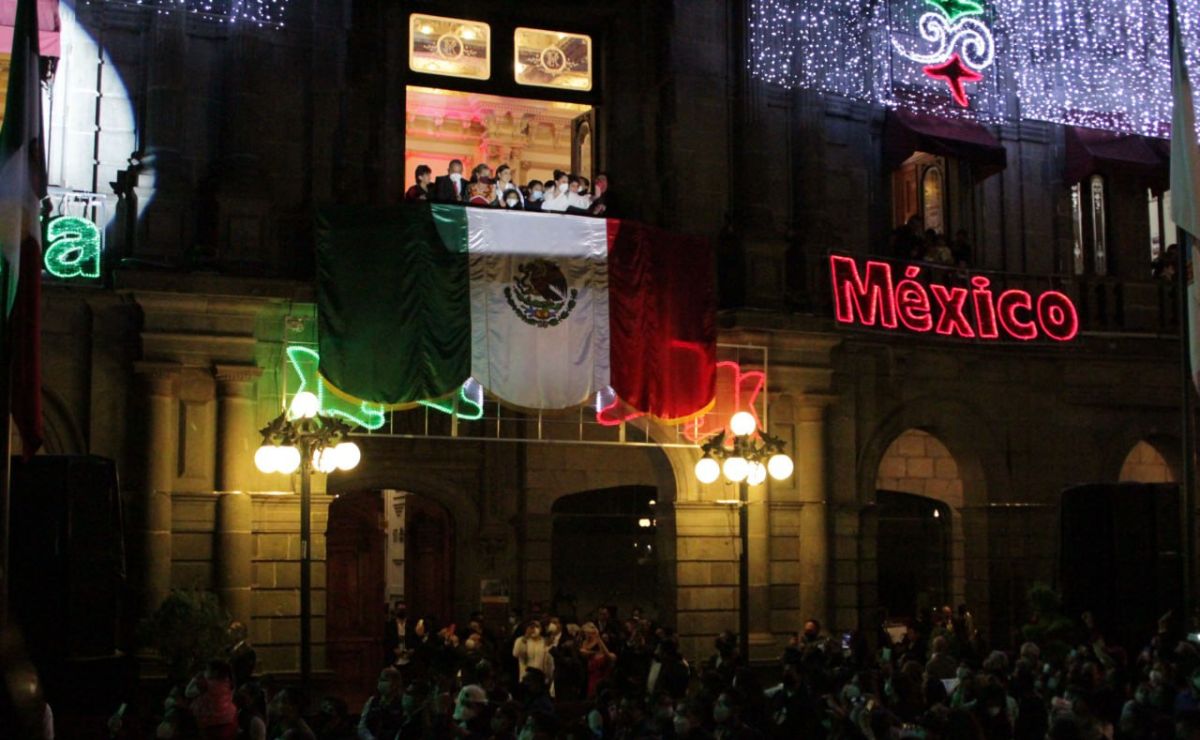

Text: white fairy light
xmin=83 ymin=0 xmax=290 ymax=27
xmin=749 ymin=0 xmax=1200 ymax=136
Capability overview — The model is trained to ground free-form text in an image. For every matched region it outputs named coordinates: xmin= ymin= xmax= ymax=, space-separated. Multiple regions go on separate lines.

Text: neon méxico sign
xmin=829 ymin=255 xmax=1079 ymax=342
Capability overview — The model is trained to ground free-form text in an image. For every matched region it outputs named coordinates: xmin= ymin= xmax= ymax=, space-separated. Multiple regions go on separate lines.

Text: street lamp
xmin=693 ymin=411 xmax=793 ymax=662
xmin=254 ymin=391 xmax=361 ymax=693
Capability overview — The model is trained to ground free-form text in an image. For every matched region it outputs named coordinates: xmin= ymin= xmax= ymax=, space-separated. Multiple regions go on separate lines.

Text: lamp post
xmin=253 ymin=391 xmax=361 ymax=693
xmin=693 ymin=411 xmax=794 ymax=662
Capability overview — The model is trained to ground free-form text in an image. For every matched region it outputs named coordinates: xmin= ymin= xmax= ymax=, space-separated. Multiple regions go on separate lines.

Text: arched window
xmin=1070 ymin=175 xmax=1108 ymax=276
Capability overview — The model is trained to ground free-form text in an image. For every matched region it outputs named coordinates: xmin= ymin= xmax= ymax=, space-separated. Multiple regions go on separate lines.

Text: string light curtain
xmin=749 ymin=0 xmax=1200 ymax=136
xmin=83 ymin=0 xmax=288 ymax=26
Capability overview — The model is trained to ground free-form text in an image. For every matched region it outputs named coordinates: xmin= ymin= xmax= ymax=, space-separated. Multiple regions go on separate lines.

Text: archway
xmin=550 ymin=486 xmax=660 ymax=622
xmin=869 ymin=428 xmax=968 ymax=622
xmin=325 ymin=490 xmax=454 ymax=700
xmin=1119 ymin=440 xmax=1177 ymax=483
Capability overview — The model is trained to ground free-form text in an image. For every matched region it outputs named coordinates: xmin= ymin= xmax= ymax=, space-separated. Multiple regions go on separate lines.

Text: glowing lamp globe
xmin=254 ymin=445 xmax=279 ymax=474
xmin=334 ymin=441 xmax=361 ymax=471
xmin=694 ymin=457 xmax=721 ymax=484
xmin=289 ymin=391 xmax=320 ymax=419
xmin=767 ymin=453 xmax=794 ymax=481
xmin=312 ymin=447 xmax=339 ymax=474
xmin=746 ymin=461 xmax=767 ymax=486
xmin=723 ymin=456 xmax=749 ymax=482
xmin=276 ymin=445 xmax=301 ymax=475
xmin=729 ymin=411 xmax=757 ymax=437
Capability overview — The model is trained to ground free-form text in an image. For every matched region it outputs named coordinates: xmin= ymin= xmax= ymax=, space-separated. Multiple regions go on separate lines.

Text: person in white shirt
xmin=566 ymin=176 xmax=593 ymax=213
xmin=512 ymin=620 xmax=555 ymax=681
xmin=495 ymin=164 xmax=524 ymax=209
xmin=541 ymin=170 xmax=571 ymax=213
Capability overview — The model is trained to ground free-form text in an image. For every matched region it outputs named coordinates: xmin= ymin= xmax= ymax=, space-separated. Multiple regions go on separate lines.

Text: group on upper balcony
xmin=404 ymin=161 xmax=609 ymax=217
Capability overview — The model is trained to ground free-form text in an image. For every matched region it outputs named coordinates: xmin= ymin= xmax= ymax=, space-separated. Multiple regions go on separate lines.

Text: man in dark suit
xmin=434 ymin=159 xmax=468 ymax=203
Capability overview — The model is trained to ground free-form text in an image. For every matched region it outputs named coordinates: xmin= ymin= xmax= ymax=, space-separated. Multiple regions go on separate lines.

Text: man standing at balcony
xmin=434 ymin=159 xmax=468 ymax=203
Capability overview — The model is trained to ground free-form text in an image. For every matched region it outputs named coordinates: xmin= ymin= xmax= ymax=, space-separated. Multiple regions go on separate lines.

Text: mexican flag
xmin=0 ymin=0 xmax=44 ymax=455
xmin=316 ymin=204 xmax=716 ymax=420
xmin=1172 ymin=1 xmax=1200 ymax=392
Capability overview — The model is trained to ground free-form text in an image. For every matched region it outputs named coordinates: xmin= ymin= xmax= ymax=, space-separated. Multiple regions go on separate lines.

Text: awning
xmin=0 ymin=0 xmax=60 ymax=58
xmin=1065 ymin=126 xmax=1168 ymax=192
xmin=883 ymin=109 xmax=1007 ymax=180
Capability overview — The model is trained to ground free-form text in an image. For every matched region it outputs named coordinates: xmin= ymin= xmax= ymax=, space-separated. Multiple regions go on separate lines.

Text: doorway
xmin=874 ymin=490 xmax=951 ymax=622
xmin=404 ymin=85 xmax=595 ymax=191
xmin=326 ymin=490 xmax=454 ymax=697
xmin=551 ymin=486 xmax=659 ymax=621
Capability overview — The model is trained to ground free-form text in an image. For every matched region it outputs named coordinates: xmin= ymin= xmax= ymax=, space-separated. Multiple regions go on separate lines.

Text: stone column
xmin=747 ymin=478 xmax=775 ymax=659
xmin=215 ymin=365 xmax=262 ymax=493
xmin=134 ymin=363 xmax=179 ymax=618
xmin=215 ymin=492 xmax=254 ymax=627
xmin=796 ymin=400 xmax=832 ymax=627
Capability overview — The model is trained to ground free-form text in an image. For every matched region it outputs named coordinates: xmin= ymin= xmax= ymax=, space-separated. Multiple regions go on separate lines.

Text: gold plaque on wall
xmin=409 ymin=14 xmax=491 ymax=81
xmin=514 ymin=27 xmax=592 ymax=92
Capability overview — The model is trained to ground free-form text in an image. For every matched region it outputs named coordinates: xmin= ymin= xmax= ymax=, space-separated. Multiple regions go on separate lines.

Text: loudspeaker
xmin=10 ymin=455 xmax=125 ymax=661
xmin=1060 ymin=483 xmax=1182 ymax=649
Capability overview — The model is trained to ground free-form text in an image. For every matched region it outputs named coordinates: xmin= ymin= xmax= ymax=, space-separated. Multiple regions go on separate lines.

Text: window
xmin=514 ymin=27 xmax=592 ymax=91
xmin=1070 ymin=175 xmax=1108 ymax=276
xmin=1148 ymin=189 xmax=1177 ymax=265
xmin=409 ymin=14 xmax=491 ymax=80
xmin=921 ymin=166 xmax=944 ymax=235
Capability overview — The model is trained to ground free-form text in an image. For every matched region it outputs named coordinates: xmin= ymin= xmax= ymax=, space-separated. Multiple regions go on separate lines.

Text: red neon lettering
xmin=930 ymin=284 xmax=975 ymax=338
xmin=1037 ymin=291 xmax=1079 ymax=341
xmin=970 ymin=276 xmax=999 ymax=339
xmin=895 ymin=266 xmax=933 ymax=333
xmin=828 ymin=256 xmax=1079 ymax=343
xmin=829 ymin=255 xmax=897 ymax=328
xmin=997 ymin=290 xmax=1037 ymax=340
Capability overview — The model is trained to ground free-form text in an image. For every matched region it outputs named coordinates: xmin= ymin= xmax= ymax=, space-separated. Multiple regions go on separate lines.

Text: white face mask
xmin=506 ymin=198 xmax=519 ymax=208
xmin=450 ymin=172 xmax=463 ymax=183
xmin=531 ymin=191 xmax=544 ymax=201
xmin=558 ymin=182 xmax=569 ymax=192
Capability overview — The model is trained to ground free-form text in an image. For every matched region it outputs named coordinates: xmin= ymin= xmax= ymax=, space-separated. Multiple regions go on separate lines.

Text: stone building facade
xmin=29 ymin=0 xmax=1189 ymax=681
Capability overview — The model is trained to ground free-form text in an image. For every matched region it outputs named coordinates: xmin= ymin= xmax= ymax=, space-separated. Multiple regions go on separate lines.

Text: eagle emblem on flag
xmin=504 ymin=258 xmax=578 ymax=328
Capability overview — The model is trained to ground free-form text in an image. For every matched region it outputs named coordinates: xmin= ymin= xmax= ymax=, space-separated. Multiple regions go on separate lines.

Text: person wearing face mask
xmin=512 ymin=621 xmax=554 ymax=682
xmin=395 ymin=681 xmax=433 ymax=740
xmin=541 ymin=171 xmax=571 ymax=213
xmin=493 ymin=165 xmax=523 ymax=209
xmin=502 ymin=190 xmax=522 ymax=211
xmin=565 ymin=176 xmax=592 ymax=214
xmin=525 ymin=181 xmax=545 ymax=212
xmin=434 ymin=160 xmax=469 ymax=203
xmin=357 ymin=667 xmax=406 ymax=740
xmin=451 ymin=685 xmax=490 ymax=740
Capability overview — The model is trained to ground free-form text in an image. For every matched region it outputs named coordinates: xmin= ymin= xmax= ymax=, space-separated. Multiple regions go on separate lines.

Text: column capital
xmin=214 ymin=364 xmax=262 ymax=397
xmin=134 ymin=361 xmax=180 ymax=395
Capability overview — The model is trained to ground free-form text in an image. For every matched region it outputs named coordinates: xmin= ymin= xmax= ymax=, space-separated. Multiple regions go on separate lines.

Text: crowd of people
xmin=891 ymin=216 xmax=973 ymax=268
xmin=90 ymin=598 xmax=1200 ymax=740
xmin=404 ymin=160 xmax=609 ymax=217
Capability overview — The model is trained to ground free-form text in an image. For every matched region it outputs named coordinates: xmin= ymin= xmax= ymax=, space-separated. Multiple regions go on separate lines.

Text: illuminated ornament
xmin=419 ymin=378 xmax=485 ymax=421
xmin=276 ymin=446 xmax=301 ymax=474
xmin=43 ymin=216 xmax=102 ymax=280
xmin=254 ymin=445 xmax=280 ymax=474
xmin=682 ymin=362 xmax=766 ymax=444
xmin=286 ymin=347 xmax=387 ymax=430
xmin=924 ymin=0 xmax=984 ymax=22
xmin=730 ymin=411 xmax=758 ymax=437
xmin=923 ymin=54 xmax=984 ymax=107
xmin=85 ymin=0 xmax=290 ymax=27
xmin=312 ymin=447 xmax=339 ymax=474
xmin=333 ymin=441 xmax=361 ymax=471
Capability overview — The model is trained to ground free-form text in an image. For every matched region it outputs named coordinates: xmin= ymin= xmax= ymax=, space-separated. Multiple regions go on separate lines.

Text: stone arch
xmin=856 ymin=396 xmax=1002 ymax=634
xmin=874 ymin=429 xmax=966 ymax=610
xmin=1118 ymin=439 xmax=1178 ymax=483
xmin=1101 ymin=420 xmax=1181 ymax=484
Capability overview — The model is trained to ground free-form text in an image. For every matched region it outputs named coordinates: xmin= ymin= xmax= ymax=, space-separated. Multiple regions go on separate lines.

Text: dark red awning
xmin=0 ymin=0 xmax=60 ymax=58
xmin=882 ymin=109 xmax=1007 ymax=180
xmin=1065 ymin=126 xmax=1168 ymax=193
